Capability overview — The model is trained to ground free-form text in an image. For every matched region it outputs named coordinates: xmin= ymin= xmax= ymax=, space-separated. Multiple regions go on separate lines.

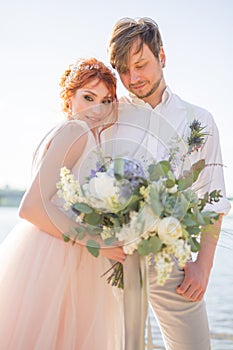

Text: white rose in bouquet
xmin=157 ymin=216 xmax=183 ymax=244
xmin=89 ymin=172 xmax=117 ymax=199
xmin=82 ymin=172 xmax=119 ymax=210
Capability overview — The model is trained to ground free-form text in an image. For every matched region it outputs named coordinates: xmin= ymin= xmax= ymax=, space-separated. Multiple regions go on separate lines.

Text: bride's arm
xmin=19 ymin=122 xmax=126 ymax=262
xmin=19 ymin=122 xmax=88 ymax=238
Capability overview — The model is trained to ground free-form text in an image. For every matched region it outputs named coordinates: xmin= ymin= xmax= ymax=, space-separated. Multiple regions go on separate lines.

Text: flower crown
xmin=65 ymin=62 xmax=101 ymax=87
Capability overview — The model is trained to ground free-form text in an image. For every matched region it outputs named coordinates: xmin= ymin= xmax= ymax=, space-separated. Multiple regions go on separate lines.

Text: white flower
xmin=139 ymin=186 xmax=149 ymax=200
xmin=138 ymin=205 xmax=161 ymax=239
xmin=82 ymin=172 xmax=121 ymax=211
xmin=153 ymin=250 xmax=174 ymax=286
xmin=100 ymin=226 xmax=114 ymax=241
xmin=75 ymin=212 xmax=85 ymax=223
xmin=56 ymin=167 xmax=80 ymax=209
xmin=167 ymin=184 xmax=178 ymax=194
xmin=60 ymin=166 xmax=71 ymax=177
xmin=123 ymin=240 xmax=141 ymax=255
xmin=172 ymin=239 xmax=191 ymax=267
xmin=81 ymin=187 xmax=107 ymax=210
xmin=88 ymin=172 xmax=118 ymax=199
xmin=116 ymin=211 xmax=141 ymax=254
xmin=157 ymin=216 xmax=183 ymax=244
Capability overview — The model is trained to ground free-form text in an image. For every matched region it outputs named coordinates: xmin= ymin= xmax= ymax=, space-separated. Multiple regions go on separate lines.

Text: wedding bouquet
xmin=56 ymin=120 xmax=222 ymax=287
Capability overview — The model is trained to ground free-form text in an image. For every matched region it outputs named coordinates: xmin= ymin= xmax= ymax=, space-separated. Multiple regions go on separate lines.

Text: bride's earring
xmin=68 ymin=100 xmax=73 ymax=117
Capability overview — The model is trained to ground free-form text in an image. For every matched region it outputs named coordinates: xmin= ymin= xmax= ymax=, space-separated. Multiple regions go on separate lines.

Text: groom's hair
xmin=108 ymin=17 xmax=163 ymax=74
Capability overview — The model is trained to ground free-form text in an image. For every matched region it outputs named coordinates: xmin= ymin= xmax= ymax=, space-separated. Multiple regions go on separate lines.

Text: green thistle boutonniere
xmin=187 ymin=119 xmax=210 ymax=153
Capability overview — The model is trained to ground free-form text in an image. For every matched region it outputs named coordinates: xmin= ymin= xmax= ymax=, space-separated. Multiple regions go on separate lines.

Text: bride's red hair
xmin=60 ymin=57 xmax=117 ymax=114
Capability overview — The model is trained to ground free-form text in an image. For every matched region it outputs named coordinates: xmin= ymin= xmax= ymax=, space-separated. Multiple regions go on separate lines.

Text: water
xmin=0 ymin=206 xmax=233 ymax=349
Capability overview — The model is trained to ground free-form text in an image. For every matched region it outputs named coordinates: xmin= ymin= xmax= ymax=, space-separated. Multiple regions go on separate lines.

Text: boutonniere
xmin=187 ymin=119 xmax=210 ymax=152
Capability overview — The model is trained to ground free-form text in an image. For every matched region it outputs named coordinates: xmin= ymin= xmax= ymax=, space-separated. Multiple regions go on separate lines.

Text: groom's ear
xmin=159 ymin=47 xmax=166 ymax=68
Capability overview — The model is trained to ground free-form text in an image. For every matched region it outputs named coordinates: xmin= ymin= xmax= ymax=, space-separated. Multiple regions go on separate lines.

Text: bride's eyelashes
xmin=84 ymin=94 xmax=94 ymax=102
xmin=102 ymin=98 xmax=113 ymax=105
xmin=83 ymin=94 xmax=113 ymax=105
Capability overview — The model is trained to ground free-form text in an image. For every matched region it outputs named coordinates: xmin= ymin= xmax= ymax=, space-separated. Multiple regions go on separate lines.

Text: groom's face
xmin=118 ymin=42 xmax=166 ymax=105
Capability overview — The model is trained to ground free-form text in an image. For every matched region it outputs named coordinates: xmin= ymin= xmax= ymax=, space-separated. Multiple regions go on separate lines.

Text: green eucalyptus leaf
xmin=177 ymin=159 xmax=205 ymax=191
xmin=104 ymin=237 xmax=116 ymax=246
xmin=62 ymin=233 xmax=70 ymax=242
xmin=183 ymin=189 xmax=199 ymax=206
xmin=201 ymin=211 xmax=219 ymax=225
xmin=86 ymin=227 xmax=101 ymax=236
xmin=189 ymin=236 xmax=201 ymax=252
xmin=111 ymin=217 xmax=121 ymax=228
xmin=68 ymin=228 xmax=79 ymax=245
xmin=119 ymin=194 xmax=141 ymax=213
xmin=137 ymin=239 xmax=151 ymax=256
xmin=149 ymin=187 xmax=163 ymax=216
xmin=172 ymin=193 xmax=189 ymax=219
xmin=148 ymin=160 xmax=171 ymax=181
xmin=91 ymin=226 xmax=104 ymax=234
xmin=167 ymin=169 xmax=175 ymax=180
xmin=166 ymin=170 xmax=176 ymax=188
xmin=76 ymin=227 xmax=86 ymax=234
xmin=148 ymin=163 xmax=157 ymax=181
xmin=209 ymin=189 xmax=222 ymax=203
xmin=86 ymin=240 xmax=100 ymax=257
xmin=114 ymin=158 xmax=124 ymax=178
xmin=193 ymin=208 xmax=205 ymax=225
xmin=73 ymin=202 xmax=93 ymax=214
xmin=148 ymin=236 xmax=162 ymax=253
xmin=70 ymin=227 xmax=86 ymax=245
xmin=137 ymin=236 xmax=162 ymax=256
xmin=202 ymin=211 xmax=219 ymax=220
xmin=75 ymin=230 xmax=86 ymax=240
xmin=183 ymin=214 xmax=197 ymax=227
xmin=84 ymin=212 xmax=102 ymax=226
xmin=187 ymin=226 xmax=201 ymax=235
xmin=198 ymin=192 xmax=210 ymax=211
xmin=166 ymin=178 xmax=175 ymax=188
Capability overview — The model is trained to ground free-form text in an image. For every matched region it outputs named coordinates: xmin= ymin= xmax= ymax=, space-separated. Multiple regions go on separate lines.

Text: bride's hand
xmin=99 ymin=245 xmax=126 ymax=263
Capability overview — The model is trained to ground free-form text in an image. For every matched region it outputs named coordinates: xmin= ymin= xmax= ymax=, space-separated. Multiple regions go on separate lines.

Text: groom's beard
xmin=129 ymin=73 xmax=163 ymax=99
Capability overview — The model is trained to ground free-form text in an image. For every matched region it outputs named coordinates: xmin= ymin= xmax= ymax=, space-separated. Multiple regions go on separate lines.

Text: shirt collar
xmin=128 ymin=86 xmax=172 ymax=109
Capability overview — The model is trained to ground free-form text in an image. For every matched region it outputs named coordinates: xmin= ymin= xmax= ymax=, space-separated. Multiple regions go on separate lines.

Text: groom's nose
xmin=128 ymin=69 xmax=140 ymax=84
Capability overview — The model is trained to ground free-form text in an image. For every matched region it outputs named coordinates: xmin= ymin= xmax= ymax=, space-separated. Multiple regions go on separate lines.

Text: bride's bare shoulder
xmin=51 ymin=120 xmax=90 ymax=144
xmin=57 ymin=119 xmax=89 ymax=134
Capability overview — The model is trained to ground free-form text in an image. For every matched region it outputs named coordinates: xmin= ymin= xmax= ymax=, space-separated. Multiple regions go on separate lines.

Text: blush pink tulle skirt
xmin=0 ymin=220 xmax=124 ymax=350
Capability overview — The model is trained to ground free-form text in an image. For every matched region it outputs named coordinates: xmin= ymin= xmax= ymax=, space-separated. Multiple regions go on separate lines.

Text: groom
xmin=107 ymin=17 xmax=231 ymax=349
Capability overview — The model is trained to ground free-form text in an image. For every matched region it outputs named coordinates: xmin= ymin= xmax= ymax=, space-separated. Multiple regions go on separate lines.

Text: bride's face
xmin=70 ymin=79 xmax=114 ymax=130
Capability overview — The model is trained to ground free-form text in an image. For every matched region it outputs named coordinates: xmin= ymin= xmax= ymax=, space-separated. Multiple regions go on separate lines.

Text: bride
xmin=0 ymin=58 xmax=125 ymax=350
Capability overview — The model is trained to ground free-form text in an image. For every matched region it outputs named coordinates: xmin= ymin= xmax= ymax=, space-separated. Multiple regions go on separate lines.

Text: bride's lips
xmin=86 ymin=116 xmax=102 ymax=122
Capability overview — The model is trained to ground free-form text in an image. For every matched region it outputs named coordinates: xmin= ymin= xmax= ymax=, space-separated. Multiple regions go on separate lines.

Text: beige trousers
xmin=148 ymin=258 xmax=211 ymax=350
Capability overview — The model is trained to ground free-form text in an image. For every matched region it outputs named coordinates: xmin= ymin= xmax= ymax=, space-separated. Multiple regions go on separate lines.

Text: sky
xmin=0 ymin=0 xmax=233 ymax=196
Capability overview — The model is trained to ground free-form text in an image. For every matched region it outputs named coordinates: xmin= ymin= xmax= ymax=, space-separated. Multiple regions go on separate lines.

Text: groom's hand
xmin=176 ymin=260 xmax=210 ymax=301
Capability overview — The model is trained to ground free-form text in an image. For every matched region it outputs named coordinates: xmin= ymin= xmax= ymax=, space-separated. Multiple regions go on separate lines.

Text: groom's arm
xmin=176 ymin=214 xmax=223 ymax=301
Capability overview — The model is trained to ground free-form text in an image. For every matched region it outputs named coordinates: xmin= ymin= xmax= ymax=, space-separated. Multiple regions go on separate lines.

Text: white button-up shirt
xmin=102 ymin=87 xmax=231 ymax=214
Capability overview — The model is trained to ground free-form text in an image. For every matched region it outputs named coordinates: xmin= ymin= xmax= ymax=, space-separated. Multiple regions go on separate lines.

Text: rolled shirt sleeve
xmin=190 ymin=111 xmax=231 ymax=215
